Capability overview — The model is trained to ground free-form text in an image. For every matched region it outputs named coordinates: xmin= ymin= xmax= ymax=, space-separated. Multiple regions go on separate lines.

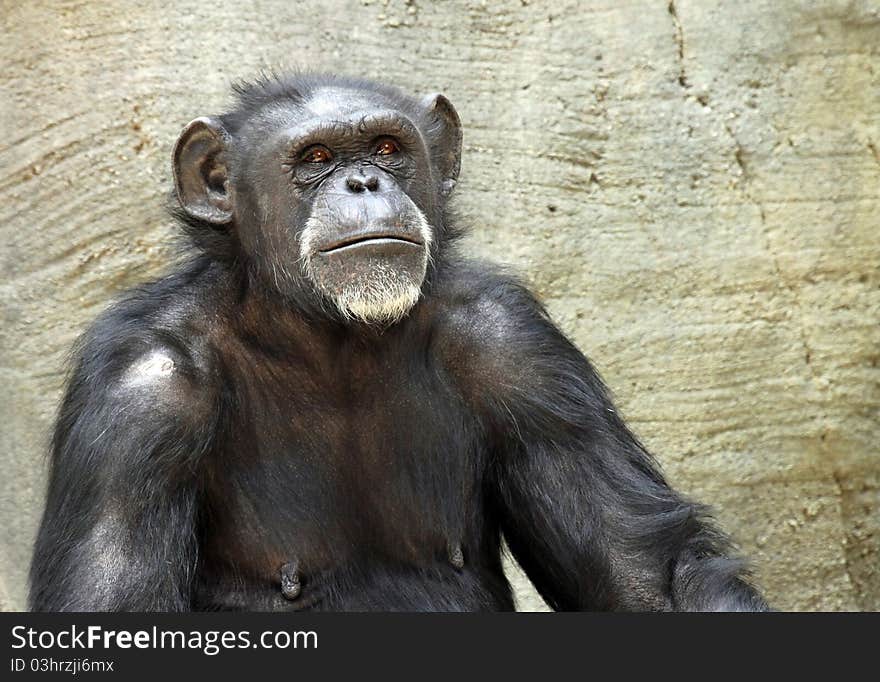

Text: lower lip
xmin=319 ymin=237 xmax=423 ymax=255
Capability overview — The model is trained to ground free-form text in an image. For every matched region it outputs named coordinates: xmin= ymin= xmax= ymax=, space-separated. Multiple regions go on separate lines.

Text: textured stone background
xmin=1 ymin=0 xmax=878 ymax=612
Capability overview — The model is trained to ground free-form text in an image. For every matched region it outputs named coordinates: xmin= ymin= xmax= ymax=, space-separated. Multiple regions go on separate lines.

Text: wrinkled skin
xmin=29 ymin=74 xmax=768 ymax=612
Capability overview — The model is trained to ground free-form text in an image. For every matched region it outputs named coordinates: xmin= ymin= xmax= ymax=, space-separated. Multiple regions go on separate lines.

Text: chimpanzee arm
xmin=459 ymin=277 xmax=767 ymax=611
xmin=29 ymin=329 xmax=216 ymax=612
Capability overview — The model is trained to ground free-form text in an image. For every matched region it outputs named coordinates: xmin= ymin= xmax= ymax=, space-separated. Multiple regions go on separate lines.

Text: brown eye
xmin=374 ymin=138 xmax=400 ymax=156
xmin=301 ymin=146 xmax=332 ymax=163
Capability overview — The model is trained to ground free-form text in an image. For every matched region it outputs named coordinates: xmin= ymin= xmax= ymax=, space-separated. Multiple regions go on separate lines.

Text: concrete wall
xmin=1 ymin=0 xmax=877 ymax=612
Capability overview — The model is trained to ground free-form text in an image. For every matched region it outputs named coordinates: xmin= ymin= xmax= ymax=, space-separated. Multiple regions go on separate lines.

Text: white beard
xmin=299 ymin=209 xmax=433 ymax=325
xmin=332 ymin=262 xmax=425 ymax=324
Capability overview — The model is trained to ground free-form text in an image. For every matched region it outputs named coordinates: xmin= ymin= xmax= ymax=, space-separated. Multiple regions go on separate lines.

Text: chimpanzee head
xmin=172 ymin=73 xmax=462 ymax=324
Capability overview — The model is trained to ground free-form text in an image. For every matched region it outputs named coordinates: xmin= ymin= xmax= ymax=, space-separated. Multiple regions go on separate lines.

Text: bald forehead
xmin=303 ymin=86 xmax=398 ymax=118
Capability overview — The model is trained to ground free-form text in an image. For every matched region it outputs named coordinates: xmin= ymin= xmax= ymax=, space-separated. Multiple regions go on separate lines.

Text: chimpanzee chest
xmin=200 ymin=347 xmax=487 ymax=601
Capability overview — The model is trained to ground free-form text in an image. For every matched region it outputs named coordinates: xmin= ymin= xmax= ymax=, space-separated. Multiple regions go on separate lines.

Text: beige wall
xmin=1 ymin=0 xmax=877 ymax=611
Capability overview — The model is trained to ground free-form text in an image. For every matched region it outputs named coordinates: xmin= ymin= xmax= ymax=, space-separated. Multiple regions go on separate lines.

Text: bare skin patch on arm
xmin=123 ymin=350 xmax=178 ymax=387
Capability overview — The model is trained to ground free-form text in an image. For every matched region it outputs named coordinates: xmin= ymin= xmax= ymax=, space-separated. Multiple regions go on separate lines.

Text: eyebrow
xmin=289 ymin=109 xmax=422 ymax=153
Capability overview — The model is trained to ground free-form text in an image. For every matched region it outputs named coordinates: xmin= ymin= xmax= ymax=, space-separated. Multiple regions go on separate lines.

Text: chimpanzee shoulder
xmin=66 ymin=256 xmax=224 ymax=424
xmin=427 ymin=256 xmax=555 ymax=405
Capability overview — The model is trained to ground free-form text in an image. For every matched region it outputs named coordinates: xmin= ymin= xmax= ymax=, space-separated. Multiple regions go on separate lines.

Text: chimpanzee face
xmin=172 ymin=82 xmax=461 ymax=324
xmin=242 ymin=87 xmax=435 ymax=323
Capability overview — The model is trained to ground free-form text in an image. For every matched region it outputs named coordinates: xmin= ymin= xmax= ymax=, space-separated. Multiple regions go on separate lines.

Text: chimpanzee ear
xmin=172 ymin=117 xmax=234 ymax=225
xmin=421 ymin=93 xmax=462 ymax=197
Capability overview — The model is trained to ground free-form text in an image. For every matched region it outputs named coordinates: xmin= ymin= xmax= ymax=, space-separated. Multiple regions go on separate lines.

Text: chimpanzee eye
xmin=300 ymin=145 xmax=333 ymax=164
xmin=374 ymin=138 xmax=400 ymax=156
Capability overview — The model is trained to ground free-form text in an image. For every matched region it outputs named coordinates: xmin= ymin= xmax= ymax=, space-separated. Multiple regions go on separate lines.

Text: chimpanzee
xmin=29 ymin=73 xmax=768 ymax=612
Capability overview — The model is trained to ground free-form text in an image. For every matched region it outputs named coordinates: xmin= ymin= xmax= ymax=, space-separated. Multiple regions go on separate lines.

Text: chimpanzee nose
xmin=346 ymin=173 xmax=380 ymax=193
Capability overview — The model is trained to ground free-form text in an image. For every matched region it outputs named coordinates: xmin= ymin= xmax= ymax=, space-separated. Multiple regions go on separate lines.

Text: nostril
xmin=346 ymin=174 xmax=379 ymax=193
xmin=346 ymin=175 xmax=366 ymax=193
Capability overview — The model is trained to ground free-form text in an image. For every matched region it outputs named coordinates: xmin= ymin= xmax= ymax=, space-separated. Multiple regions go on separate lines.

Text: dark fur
xmin=29 ymin=74 xmax=767 ymax=612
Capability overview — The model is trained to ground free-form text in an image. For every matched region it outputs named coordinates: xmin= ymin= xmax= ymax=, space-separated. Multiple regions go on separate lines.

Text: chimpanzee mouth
xmin=319 ymin=234 xmax=424 ymax=255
